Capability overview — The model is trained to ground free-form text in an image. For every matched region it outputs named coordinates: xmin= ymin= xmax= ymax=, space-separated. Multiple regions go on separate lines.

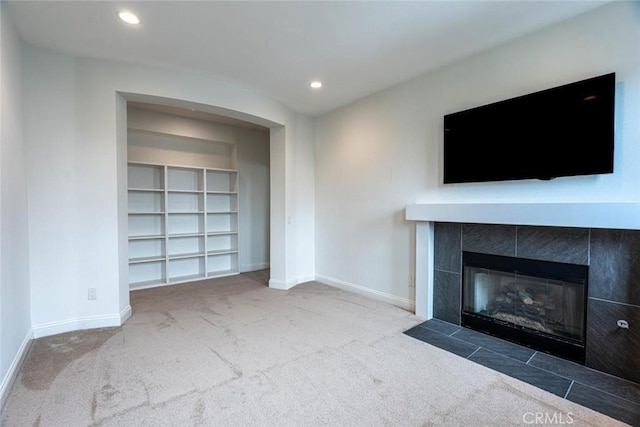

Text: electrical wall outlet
xmin=88 ymin=288 xmax=97 ymax=300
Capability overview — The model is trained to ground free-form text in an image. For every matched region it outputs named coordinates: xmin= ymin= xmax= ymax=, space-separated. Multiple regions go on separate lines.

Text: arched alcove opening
xmin=116 ymin=92 xmax=286 ymax=313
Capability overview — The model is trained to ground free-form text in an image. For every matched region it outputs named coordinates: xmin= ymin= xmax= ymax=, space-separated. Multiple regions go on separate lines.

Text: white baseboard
xmin=269 ymin=275 xmax=315 ymax=290
xmin=120 ymin=305 xmax=132 ymax=324
xmin=296 ymin=275 xmax=316 ymax=285
xmin=32 ymin=305 xmax=133 ymax=339
xmin=315 ymin=274 xmax=415 ymax=312
xmin=268 ymin=278 xmax=297 ymax=290
xmin=0 ymin=328 xmax=32 ymax=411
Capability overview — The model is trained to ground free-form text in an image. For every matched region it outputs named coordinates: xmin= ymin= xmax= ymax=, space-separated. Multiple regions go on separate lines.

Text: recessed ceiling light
xmin=118 ymin=10 xmax=141 ymax=25
xmin=310 ymin=81 xmax=322 ymax=89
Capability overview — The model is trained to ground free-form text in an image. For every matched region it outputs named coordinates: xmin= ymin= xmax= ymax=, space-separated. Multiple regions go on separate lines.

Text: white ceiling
xmin=6 ymin=0 xmax=612 ymax=117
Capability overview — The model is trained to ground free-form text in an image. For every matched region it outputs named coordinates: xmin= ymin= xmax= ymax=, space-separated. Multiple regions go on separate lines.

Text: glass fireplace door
xmin=461 ymin=251 xmax=588 ymax=363
xmin=463 ymin=266 xmax=585 ymax=342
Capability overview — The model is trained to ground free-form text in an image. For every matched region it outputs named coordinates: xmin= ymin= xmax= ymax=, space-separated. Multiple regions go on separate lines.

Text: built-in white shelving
xmin=127 ymin=162 xmax=239 ymax=289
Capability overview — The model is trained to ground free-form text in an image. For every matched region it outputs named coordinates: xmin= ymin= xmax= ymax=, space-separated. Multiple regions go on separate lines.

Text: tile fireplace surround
xmin=406 ymin=202 xmax=640 ymax=386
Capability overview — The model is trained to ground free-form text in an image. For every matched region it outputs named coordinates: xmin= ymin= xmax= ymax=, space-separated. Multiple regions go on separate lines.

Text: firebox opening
xmin=461 ymin=251 xmax=588 ymax=364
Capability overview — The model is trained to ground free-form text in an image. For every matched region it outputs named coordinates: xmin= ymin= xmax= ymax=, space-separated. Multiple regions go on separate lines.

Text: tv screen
xmin=443 ymin=73 xmax=615 ymax=184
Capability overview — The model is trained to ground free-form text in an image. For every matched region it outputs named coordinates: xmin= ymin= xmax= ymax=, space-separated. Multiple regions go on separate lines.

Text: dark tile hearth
xmin=404 ymin=324 xmax=478 ymax=358
xmin=468 ymin=348 xmax=572 ymax=397
xmin=433 ymin=223 xmax=640 ymax=386
xmin=404 ymin=319 xmax=640 ymax=426
xmin=452 ymin=327 xmax=534 ymax=364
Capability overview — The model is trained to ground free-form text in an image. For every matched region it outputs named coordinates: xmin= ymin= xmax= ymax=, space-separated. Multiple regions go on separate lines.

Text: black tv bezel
xmin=443 ymin=73 xmax=615 ymax=185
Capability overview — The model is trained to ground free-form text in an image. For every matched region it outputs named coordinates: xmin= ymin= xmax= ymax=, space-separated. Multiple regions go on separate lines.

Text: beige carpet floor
xmin=0 ymin=271 xmax=625 ymax=426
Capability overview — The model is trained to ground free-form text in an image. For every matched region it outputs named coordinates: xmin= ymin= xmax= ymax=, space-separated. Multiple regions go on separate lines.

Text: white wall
xmin=314 ymin=2 xmax=640 ymax=308
xmin=293 ymin=113 xmax=316 ymax=283
xmin=236 ymin=128 xmax=271 ymax=272
xmin=22 ymin=46 xmax=315 ymax=338
xmin=0 ymin=2 xmax=31 ymax=407
xmin=127 ymin=107 xmax=270 ymax=273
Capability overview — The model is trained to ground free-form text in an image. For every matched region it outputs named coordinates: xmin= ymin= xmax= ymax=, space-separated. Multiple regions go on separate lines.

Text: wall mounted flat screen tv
xmin=443 ymin=73 xmax=615 ymax=184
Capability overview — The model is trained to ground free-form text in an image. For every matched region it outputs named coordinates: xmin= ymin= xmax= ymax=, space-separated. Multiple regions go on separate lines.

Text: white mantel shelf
xmin=406 ymin=202 xmax=640 ymax=319
xmin=406 ymin=202 xmax=640 ymax=230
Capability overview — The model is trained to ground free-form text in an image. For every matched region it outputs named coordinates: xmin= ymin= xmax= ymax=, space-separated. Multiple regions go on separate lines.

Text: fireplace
xmin=461 ymin=251 xmax=588 ymax=363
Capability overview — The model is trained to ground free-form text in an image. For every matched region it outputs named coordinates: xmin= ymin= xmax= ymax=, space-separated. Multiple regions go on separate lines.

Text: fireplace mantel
xmin=405 ymin=202 xmax=640 ymax=319
xmin=406 ymin=202 xmax=640 ymax=230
